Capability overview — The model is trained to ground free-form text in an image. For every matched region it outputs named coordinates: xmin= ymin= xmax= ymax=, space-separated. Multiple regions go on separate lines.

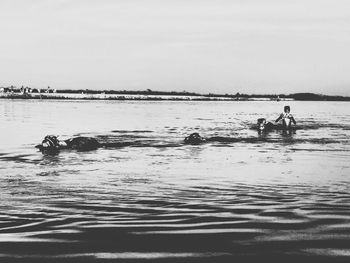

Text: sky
xmin=0 ymin=0 xmax=350 ymax=95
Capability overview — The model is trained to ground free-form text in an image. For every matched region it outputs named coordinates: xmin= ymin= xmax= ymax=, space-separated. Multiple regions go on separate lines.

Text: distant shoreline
xmin=1 ymin=88 xmax=349 ymax=101
xmin=0 ymin=92 xmax=281 ymax=101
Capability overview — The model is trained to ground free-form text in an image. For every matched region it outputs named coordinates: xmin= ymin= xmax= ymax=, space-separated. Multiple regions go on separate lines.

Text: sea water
xmin=0 ymin=99 xmax=350 ymax=262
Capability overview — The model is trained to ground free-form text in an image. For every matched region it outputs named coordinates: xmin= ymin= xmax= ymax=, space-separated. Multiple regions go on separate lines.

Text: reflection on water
xmin=0 ymin=100 xmax=350 ymax=262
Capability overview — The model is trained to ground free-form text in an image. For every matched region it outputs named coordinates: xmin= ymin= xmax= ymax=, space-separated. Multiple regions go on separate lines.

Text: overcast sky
xmin=1 ymin=0 xmax=349 ymax=95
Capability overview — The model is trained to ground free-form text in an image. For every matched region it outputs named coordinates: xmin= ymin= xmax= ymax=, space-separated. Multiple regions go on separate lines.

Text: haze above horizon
xmin=1 ymin=0 xmax=349 ymax=96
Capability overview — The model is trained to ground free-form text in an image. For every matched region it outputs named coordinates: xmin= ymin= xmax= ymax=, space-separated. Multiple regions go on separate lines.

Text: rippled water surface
xmin=1 ymin=99 xmax=350 ymax=262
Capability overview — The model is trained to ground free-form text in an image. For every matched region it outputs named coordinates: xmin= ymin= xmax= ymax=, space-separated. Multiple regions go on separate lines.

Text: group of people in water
xmin=184 ymin=105 xmax=296 ymax=144
xmin=257 ymin=105 xmax=296 ymax=132
xmin=36 ymin=105 xmax=296 ymax=154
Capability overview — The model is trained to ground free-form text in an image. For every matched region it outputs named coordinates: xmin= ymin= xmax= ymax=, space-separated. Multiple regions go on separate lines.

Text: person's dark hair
xmin=184 ymin=133 xmax=205 ymax=144
xmin=257 ymin=118 xmax=266 ymax=124
xmin=284 ymin=106 xmax=290 ymax=112
xmin=43 ymin=135 xmax=60 ymax=148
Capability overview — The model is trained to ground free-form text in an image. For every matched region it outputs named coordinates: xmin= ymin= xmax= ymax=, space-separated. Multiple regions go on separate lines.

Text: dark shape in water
xmin=184 ymin=133 xmax=207 ymax=145
xmin=66 ymin=136 xmax=101 ymax=151
xmin=35 ymin=135 xmax=101 ymax=154
xmin=184 ymin=133 xmax=242 ymax=144
xmin=256 ymin=118 xmax=297 ymax=133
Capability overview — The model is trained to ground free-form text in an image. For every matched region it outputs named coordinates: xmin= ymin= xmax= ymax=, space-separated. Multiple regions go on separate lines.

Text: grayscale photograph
xmin=1 ymin=0 xmax=350 ymax=262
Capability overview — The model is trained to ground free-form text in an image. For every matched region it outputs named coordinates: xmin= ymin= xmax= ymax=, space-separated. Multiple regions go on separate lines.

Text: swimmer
xmin=275 ymin=105 xmax=296 ymax=129
xmin=257 ymin=118 xmax=276 ymax=132
xmin=184 ymin=133 xmax=206 ymax=144
xmin=184 ymin=133 xmax=241 ymax=144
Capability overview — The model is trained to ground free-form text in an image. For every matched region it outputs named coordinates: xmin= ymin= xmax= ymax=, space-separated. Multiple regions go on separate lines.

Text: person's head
xmin=35 ymin=135 xmax=60 ymax=154
xmin=184 ymin=132 xmax=205 ymax=145
xmin=284 ymin=106 xmax=290 ymax=113
xmin=257 ymin=118 xmax=267 ymax=131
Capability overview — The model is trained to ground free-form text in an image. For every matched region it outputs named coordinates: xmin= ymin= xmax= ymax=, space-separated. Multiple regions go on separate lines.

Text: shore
xmin=0 ymin=92 xmax=294 ymax=101
xmin=1 ymin=89 xmax=350 ymax=101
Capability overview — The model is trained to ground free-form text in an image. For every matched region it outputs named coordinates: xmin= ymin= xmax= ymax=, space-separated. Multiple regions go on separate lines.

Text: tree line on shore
xmin=51 ymin=89 xmax=350 ymax=100
xmin=1 ymin=86 xmax=349 ymax=101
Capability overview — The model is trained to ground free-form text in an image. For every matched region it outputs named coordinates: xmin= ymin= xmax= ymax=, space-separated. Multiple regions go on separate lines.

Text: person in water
xmin=184 ymin=133 xmax=244 ymax=144
xmin=256 ymin=118 xmax=276 ymax=132
xmin=36 ymin=135 xmax=100 ymax=154
xmin=256 ymin=106 xmax=297 ymax=132
xmin=275 ymin=105 xmax=296 ymax=128
xmin=184 ymin=133 xmax=206 ymax=144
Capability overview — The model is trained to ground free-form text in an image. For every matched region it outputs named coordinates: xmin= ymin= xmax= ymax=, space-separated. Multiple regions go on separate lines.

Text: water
xmin=1 ymin=99 xmax=350 ymax=262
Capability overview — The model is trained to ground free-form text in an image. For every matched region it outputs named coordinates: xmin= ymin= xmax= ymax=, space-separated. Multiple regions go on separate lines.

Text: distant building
xmin=2 ymin=87 xmax=12 ymax=93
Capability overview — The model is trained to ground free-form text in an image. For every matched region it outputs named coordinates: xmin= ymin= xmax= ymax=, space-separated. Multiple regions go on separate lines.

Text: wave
xmin=1 ymin=182 xmax=349 ymax=261
xmin=89 ymin=134 xmax=349 ymax=150
xmin=250 ymin=122 xmax=350 ymax=131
